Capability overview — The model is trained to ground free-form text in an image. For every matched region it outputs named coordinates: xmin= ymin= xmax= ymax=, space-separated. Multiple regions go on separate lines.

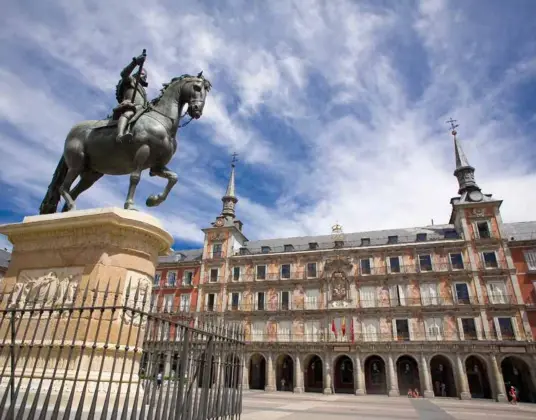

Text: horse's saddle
xmin=97 ymin=106 xmax=148 ymax=130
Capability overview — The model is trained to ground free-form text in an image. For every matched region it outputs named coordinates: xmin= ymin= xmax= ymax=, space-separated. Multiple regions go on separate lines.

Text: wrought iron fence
xmin=0 ymin=278 xmax=244 ymax=420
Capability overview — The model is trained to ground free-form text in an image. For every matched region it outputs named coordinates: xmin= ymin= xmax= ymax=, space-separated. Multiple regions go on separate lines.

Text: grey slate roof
xmin=503 ymin=222 xmax=536 ymax=242
xmin=158 ymin=248 xmax=203 ymax=264
xmin=0 ymin=249 xmax=10 ymax=269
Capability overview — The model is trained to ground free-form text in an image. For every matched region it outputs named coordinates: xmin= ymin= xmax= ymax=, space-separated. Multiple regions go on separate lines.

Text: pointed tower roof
xmin=454 ymin=135 xmax=472 ymax=169
xmin=220 ymin=153 xmax=238 ymax=219
xmin=447 ymin=119 xmax=480 ymax=195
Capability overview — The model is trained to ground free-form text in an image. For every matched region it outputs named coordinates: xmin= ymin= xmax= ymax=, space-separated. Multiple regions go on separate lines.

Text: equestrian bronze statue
xmin=39 ymin=49 xmax=211 ymax=214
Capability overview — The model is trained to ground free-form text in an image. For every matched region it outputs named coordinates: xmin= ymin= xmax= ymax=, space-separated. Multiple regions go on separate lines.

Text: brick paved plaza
xmin=241 ymin=391 xmax=536 ymax=420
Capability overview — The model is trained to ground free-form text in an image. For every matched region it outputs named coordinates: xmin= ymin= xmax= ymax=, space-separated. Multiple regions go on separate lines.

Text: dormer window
xmin=416 ymin=233 xmax=427 ymax=242
xmin=284 ymin=244 xmax=294 ymax=252
xmin=239 ymin=247 xmax=250 ymax=256
xmin=261 ymin=246 xmax=271 ymax=254
xmin=361 ymin=238 xmax=371 ymax=246
xmin=444 ymin=230 xmax=459 ymax=239
xmin=308 ymin=242 xmax=318 ymax=250
xmin=334 ymin=240 xmax=344 ymax=249
xmin=388 ymin=235 xmax=398 ymax=244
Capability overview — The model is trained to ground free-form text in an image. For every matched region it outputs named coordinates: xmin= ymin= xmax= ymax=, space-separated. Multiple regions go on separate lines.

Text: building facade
xmin=157 ymin=129 xmax=536 ymax=402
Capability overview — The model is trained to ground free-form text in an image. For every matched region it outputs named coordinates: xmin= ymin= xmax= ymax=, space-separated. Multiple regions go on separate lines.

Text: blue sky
xmin=1 ymin=0 xmax=536 ymax=252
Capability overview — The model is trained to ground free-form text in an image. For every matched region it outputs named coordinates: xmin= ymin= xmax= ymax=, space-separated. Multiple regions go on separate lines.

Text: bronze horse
xmin=39 ymin=73 xmax=211 ymax=214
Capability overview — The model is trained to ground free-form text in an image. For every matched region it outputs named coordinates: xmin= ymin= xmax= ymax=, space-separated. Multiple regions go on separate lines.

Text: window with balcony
xmin=232 ymin=266 xmax=241 ymax=282
xmin=256 ymin=265 xmax=266 ymax=280
xmin=360 ymin=286 xmax=376 ymax=308
xmin=416 ymin=233 xmax=427 ymax=242
xmin=449 ymin=253 xmax=464 ymax=270
xmin=278 ymin=321 xmax=291 ymax=342
xmin=388 ymin=235 xmax=398 ymax=244
xmin=461 ymin=318 xmax=478 ymax=340
xmin=167 ymin=271 xmax=177 ymax=286
xmin=418 ymin=254 xmax=433 ymax=272
xmin=206 ymin=293 xmax=215 ymax=312
xmin=304 ymin=320 xmax=321 ymax=342
xmin=487 ymin=281 xmax=507 ymax=304
xmin=361 ymin=237 xmax=371 ymax=246
xmin=394 ymin=319 xmax=410 ymax=341
xmin=482 ymin=251 xmax=498 ymax=268
xmin=281 ymin=264 xmax=291 ymax=279
xmin=256 ymin=292 xmax=265 ymax=310
xmin=179 ymin=293 xmax=191 ymax=311
xmin=389 ymin=256 xmax=401 ymax=273
xmin=280 ymin=291 xmax=290 ymax=310
xmin=363 ymin=319 xmax=379 ymax=341
xmin=230 ymin=292 xmax=240 ymax=310
xmin=497 ymin=317 xmax=516 ymax=340
xmin=454 ymin=283 xmax=470 ymax=304
xmin=252 ymin=321 xmax=265 ymax=342
xmin=424 ymin=317 xmax=443 ymax=340
xmin=420 ymin=283 xmax=439 ymax=305
xmin=390 ymin=284 xmax=408 ymax=306
xmin=523 ymin=250 xmax=536 ymax=271
xmin=360 ymin=258 xmax=371 ymax=275
xmin=209 ymin=268 xmax=219 ymax=283
xmin=476 ymin=221 xmax=491 ymax=239
xmin=212 ymin=243 xmax=223 ymax=258
xmin=164 ymin=294 xmax=174 ymax=311
xmin=306 ymin=262 xmax=317 ymax=278
xmin=305 ymin=288 xmax=319 ymax=309
xmin=183 ymin=270 xmax=193 ymax=286
xmin=154 ymin=272 xmax=161 ymax=286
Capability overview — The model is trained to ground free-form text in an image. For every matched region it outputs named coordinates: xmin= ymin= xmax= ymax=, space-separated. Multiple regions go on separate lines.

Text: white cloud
xmin=1 ymin=0 xmax=535 ymax=247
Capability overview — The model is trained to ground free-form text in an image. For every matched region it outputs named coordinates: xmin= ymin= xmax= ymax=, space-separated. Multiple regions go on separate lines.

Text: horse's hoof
xmin=146 ymin=195 xmax=161 ymax=207
xmin=124 ymin=202 xmax=138 ymax=211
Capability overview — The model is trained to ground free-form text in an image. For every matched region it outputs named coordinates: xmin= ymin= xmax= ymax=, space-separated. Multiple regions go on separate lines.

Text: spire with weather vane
xmin=221 ymin=152 xmax=238 ymax=219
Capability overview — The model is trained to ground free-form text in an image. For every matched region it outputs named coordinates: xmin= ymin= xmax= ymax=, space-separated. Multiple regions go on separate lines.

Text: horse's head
xmin=178 ymin=71 xmax=212 ymax=119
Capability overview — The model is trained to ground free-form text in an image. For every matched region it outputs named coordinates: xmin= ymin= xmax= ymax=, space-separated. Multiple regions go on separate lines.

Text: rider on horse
xmin=114 ymin=52 xmax=149 ymax=144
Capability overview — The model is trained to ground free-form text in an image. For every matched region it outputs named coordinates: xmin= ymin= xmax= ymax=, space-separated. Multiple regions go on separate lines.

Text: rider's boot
xmin=116 ymin=115 xmax=133 ymax=143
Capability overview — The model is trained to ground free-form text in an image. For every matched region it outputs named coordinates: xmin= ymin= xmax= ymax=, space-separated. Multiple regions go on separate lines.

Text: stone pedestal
xmin=0 ymin=208 xmax=172 ymax=416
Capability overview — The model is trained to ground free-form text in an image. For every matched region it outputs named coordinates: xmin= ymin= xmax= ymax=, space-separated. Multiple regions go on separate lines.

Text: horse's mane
xmin=151 ymin=74 xmax=212 ymax=106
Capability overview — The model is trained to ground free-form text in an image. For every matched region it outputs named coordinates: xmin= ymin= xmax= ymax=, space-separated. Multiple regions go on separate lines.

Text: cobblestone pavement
xmin=241 ymin=391 xmax=536 ymax=420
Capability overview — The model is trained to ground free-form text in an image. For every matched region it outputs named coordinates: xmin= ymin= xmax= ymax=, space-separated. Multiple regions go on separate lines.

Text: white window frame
xmin=481 ymin=250 xmax=499 ymax=269
xmin=209 ymin=267 xmax=219 ymax=283
xmin=231 ymin=266 xmax=241 ymax=282
xmin=304 ymin=320 xmax=321 ymax=342
xmin=280 ymin=290 xmax=291 ymax=310
xmin=205 ymin=293 xmax=217 ymax=312
xmin=387 ymin=256 xmax=402 ymax=273
xmin=255 ymin=291 xmax=266 ymax=311
xmin=306 ymin=262 xmax=318 ymax=278
xmin=164 ymin=294 xmax=174 ymax=312
xmin=494 ymin=316 xmax=520 ymax=341
xmin=154 ymin=271 xmax=161 ymax=286
xmin=523 ymin=250 xmax=536 ymax=272
xmin=420 ymin=283 xmax=440 ymax=306
xmin=452 ymin=281 xmax=471 ymax=304
xmin=182 ymin=270 xmax=194 ymax=286
xmin=167 ymin=270 xmax=177 ymax=286
xmin=280 ymin=263 xmax=291 ymax=279
xmin=229 ymin=291 xmax=241 ymax=311
xmin=392 ymin=318 xmax=413 ymax=341
xmin=362 ymin=318 xmax=380 ymax=342
xmin=359 ymin=286 xmax=377 ymax=308
xmin=179 ymin=293 xmax=191 ymax=312
xmin=389 ymin=284 xmax=408 ymax=306
xmin=304 ymin=288 xmax=320 ymax=310
xmin=474 ymin=220 xmax=491 ymax=239
xmin=255 ymin=264 xmax=267 ymax=280
xmin=457 ymin=316 xmax=482 ymax=341
xmin=252 ymin=320 xmax=266 ymax=342
xmin=359 ymin=258 xmax=373 ymax=275
xmin=418 ymin=254 xmax=433 ymax=272
xmin=211 ymin=242 xmax=223 ymax=258
xmin=449 ymin=252 xmax=465 ymax=270
xmin=487 ymin=280 xmax=507 ymax=304
xmin=424 ymin=317 xmax=443 ymax=341
xmin=278 ymin=320 xmax=292 ymax=342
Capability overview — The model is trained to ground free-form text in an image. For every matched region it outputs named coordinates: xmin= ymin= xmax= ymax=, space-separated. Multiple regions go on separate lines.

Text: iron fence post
xmin=10 ymin=311 xmax=15 ymax=420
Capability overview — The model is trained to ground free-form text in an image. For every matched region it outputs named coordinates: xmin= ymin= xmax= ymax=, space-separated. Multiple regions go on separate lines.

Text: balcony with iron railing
xmin=203 ymin=275 xmax=225 ymax=284
xmin=226 ymin=298 xmax=323 ymax=313
xmin=204 ymin=250 xmax=226 ymax=260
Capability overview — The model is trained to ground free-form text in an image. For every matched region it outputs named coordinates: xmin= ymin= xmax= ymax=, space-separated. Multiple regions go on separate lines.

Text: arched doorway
xmin=430 ymin=355 xmax=457 ymax=397
xmin=397 ymin=355 xmax=421 ymax=395
xmin=334 ymin=355 xmax=354 ymax=394
xmin=225 ymin=355 xmax=241 ymax=388
xmin=501 ymin=356 xmax=536 ymax=403
xmin=276 ymin=354 xmax=294 ymax=391
xmin=364 ymin=355 xmax=387 ymax=395
xmin=304 ymin=354 xmax=323 ymax=393
xmin=465 ymin=356 xmax=491 ymax=399
xmin=249 ymin=353 xmax=266 ymax=390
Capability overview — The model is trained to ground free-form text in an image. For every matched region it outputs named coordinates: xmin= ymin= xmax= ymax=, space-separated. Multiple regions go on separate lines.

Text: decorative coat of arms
xmin=331 ymin=271 xmax=348 ymax=301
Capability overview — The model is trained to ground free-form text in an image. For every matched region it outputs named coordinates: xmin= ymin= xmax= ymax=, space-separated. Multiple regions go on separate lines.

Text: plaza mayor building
xmin=153 ymin=128 xmax=536 ymax=402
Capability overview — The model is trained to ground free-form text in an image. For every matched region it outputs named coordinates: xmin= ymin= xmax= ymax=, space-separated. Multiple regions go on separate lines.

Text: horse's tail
xmin=39 ymin=156 xmax=68 ymax=214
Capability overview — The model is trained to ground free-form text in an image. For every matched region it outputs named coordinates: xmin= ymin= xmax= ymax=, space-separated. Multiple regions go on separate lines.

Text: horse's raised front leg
xmin=146 ymin=166 xmax=178 ymax=207
xmin=124 ymin=145 xmax=150 ymax=211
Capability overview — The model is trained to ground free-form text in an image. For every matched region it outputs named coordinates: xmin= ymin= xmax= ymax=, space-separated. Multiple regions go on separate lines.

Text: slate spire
xmin=447 ymin=119 xmax=480 ymax=195
xmin=221 ymin=153 xmax=238 ymax=219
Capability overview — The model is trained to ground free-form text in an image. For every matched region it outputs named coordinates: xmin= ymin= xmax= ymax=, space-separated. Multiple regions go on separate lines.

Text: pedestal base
xmin=424 ymin=390 xmax=434 ymax=398
xmin=496 ymin=393 xmax=508 ymax=403
xmin=242 ymin=383 xmax=250 ymax=390
xmin=389 ymin=390 xmax=400 ymax=397
xmin=293 ymin=387 xmax=304 ymax=393
xmin=264 ymin=386 xmax=276 ymax=392
xmin=355 ymin=389 xmax=365 ymax=396
xmin=460 ymin=391 xmax=471 ymax=400
xmin=323 ymin=388 xmax=333 ymax=395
